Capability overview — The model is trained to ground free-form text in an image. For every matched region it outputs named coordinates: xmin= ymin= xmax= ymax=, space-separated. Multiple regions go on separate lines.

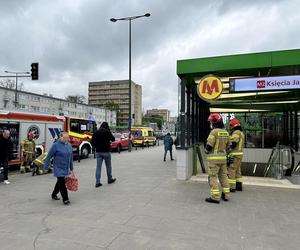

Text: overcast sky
xmin=1 ymin=0 xmax=299 ymax=116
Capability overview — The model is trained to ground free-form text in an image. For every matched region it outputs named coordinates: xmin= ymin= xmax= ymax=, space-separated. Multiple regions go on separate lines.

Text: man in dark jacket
xmin=163 ymin=133 xmax=174 ymax=161
xmin=91 ymin=122 xmax=116 ymax=187
xmin=0 ymin=130 xmax=12 ymax=184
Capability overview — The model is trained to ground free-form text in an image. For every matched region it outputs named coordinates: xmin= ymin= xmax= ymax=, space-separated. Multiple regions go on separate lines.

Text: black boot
xmin=230 ymin=188 xmax=236 ymax=192
xmin=221 ymin=193 xmax=229 ymax=201
xmin=205 ymin=197 xmax=220 ymax=204
xmin=236 ymin=182 xmax=243 ymax=191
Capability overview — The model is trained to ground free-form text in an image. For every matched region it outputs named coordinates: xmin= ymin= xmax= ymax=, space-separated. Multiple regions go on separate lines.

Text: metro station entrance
xmin=176 ymin=49 xmax=300 ymax=182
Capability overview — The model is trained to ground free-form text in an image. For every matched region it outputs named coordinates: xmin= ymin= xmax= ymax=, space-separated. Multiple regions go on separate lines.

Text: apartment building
xmin=146 ymin=109 xmax=171 ymax=122
xmin=88 ymin=80 xmax=142 ymax=126
xmin=0 ymin=86 xmax=116 ymax=127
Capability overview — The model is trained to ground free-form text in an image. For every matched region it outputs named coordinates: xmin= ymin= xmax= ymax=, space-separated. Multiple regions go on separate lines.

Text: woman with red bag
xmin=45 ymin=132 xmax=74 ymax=205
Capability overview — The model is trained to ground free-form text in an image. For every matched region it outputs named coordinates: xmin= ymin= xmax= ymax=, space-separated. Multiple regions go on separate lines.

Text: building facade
xmin=88 ymin=80 xmax=142 ymax=126
xmin=146 ymin=109 xmax=170 ymax=122
xmin=0 ymin=86 xmax=116 ymax=127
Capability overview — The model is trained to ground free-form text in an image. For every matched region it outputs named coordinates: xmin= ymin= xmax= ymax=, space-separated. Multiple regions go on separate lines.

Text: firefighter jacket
xmin=206 ymin=128 xmax=230 ymax=163
xmin=229 ymin=130 xmax=245 ymax=158
xmin=21 ymin=139 xmax=36 ymax=156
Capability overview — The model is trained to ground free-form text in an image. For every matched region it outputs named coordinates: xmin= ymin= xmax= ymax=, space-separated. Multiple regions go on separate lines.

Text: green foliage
xmin=142 ymin=114 xmax=164 ymax=130
xmin=65 ymin=95 xmax=86 ymax=104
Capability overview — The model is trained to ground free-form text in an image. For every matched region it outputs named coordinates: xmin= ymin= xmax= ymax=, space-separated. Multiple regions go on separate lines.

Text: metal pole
xmin=15 ymin=73 xmax=18 ymax=108
xmin=128 ymin=19 xmax=132 ymax=152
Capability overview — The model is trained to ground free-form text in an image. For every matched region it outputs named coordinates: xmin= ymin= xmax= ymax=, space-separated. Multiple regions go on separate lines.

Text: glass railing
xmin=264 ymin=143 xmax=292 ymax=179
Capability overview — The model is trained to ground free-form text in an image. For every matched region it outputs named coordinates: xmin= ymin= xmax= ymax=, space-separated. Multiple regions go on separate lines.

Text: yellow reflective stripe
xmin=228 ymin=179 xmax=236 ymax=184
xmin=214 ymin=138 xmax=219 ymax=154
xmin=231 ymin=152 xmax=244 ymax=156
xmin=207 ymin=156 xmax=227 ymax=160
xmin=35 ymin=159 xmax=43 ymax=164
xmin=223 ymin=187 xmax=230 ymax=193
xmin=236 ymin=178 xmax=243 ymax=183
xmin=238 ymin=132 xmax=245 ymax=150
xmin=211 ymin=189 xmax=220 ymax=195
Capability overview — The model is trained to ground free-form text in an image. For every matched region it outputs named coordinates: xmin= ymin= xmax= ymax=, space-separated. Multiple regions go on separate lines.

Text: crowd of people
xmin=0 ymin=113 xmax=244 ymax=206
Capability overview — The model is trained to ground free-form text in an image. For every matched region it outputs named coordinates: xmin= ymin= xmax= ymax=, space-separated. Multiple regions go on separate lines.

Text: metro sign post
xmin=197 ymin=75 xmax=223 ymax=101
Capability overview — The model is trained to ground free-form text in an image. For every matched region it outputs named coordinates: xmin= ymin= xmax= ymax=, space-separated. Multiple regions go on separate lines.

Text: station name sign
xmin=229 ymin=75 xmax=300 ymax=92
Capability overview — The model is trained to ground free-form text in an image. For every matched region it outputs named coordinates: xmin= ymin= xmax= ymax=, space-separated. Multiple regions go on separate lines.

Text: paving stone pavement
xmin=1 ymin=144 xmax=300 ymax=250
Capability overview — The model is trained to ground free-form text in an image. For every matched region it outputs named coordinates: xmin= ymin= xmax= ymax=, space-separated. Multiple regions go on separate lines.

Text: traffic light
xmin=31 ymin=63 xmax=39 ymax=80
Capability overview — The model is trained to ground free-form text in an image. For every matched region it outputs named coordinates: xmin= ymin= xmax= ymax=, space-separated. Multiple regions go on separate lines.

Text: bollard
xmin=77 ymin=147 xmax=80 ymax=163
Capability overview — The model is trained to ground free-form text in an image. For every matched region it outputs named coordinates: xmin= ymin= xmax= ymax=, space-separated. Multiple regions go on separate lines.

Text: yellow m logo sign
xmin=197 ymin=75 xmax=223 ymax=101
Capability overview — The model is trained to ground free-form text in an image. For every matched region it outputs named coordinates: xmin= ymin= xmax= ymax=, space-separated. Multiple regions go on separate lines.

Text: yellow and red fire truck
xmin=0 ymin=111 xmax=96 ymax=166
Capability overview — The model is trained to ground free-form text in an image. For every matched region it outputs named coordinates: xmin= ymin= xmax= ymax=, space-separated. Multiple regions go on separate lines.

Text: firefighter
xmin=20 ymin=132 xmax=36 ymax=173
xmin=205 ymin=113 xmax=230 ymax=204
xmin=32 ymin=152 xmax=52 ymax=176
xmin=228 ymin=118 xmax=245 ymax=192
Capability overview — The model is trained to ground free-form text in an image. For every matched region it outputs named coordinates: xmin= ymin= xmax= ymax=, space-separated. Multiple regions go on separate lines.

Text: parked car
xmin=111 ymin=133 xmax=132 ymax=152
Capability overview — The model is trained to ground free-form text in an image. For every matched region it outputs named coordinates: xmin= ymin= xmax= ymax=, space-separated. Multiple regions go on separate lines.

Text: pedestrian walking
xmin=205 ymin=113 xmax=230 ymax=204
xmin=91 ymin=122 xmax=116 ymax=188
xmin=163 ymin=133 xmax=174 ymax=161
xmin=44 ymin=132 xmax=73 ymax=205
xmin=0 ymin=130 xmax=12 ymax=184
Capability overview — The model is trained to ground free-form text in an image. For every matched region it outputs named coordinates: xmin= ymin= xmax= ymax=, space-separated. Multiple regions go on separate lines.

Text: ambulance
xmin=131 ymin=127 xmax=157 ymax=146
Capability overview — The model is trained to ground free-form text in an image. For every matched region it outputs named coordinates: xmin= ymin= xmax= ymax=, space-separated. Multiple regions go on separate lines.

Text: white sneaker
xmin=4 ymin=180 xmax=10 ymax=185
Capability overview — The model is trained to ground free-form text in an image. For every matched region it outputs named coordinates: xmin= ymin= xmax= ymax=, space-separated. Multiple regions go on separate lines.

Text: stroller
xmin=31 ymin=152 xmax=53 ymax=176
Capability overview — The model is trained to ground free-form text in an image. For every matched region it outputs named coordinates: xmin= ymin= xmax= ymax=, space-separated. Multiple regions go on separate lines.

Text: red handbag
xmin=65 ymin=172 xmax=78 ymax=192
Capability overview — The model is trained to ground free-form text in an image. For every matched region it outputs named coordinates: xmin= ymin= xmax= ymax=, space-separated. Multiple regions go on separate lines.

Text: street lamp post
xmin=4 ymin=70 xmax=30 ymax=108
xmin=110 ymin=13 xmax=151 ymax=152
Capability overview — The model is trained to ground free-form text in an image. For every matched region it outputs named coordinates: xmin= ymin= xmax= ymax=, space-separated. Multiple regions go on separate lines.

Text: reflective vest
xmin=206 ymin=128 xmax=230 ymax=161
xmin=230 ymin=130 xmax=245 ymax=158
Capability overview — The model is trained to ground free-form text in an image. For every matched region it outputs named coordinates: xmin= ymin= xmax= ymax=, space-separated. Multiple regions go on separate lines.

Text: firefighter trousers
xmin=20 ymin=154 xmax=34 ymax=173
xmin=228 ymin=157 xmax=243 ymax=189
xmin=208 ymin=161 xmax=230 ymax=201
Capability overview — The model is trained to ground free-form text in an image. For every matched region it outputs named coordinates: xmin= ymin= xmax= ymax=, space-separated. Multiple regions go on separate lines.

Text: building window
xmin=30 ymin=106 xmax=40 ymax=112
xmin=19 ymin=104 xmax=28 ymax=110
xmin=19 ymin=94 xmax=29 ymax=100
xmin=31 ymin=96 xmax=41 ymax=102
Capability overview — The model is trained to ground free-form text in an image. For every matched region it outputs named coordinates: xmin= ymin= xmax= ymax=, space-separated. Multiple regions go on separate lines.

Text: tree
xmin=103 ymin=102 xmax=121 ymax=126
xmin=142 ymin=114 xmax=164 ymax=130
xmin=65 ymin=95 xmax=86 ymax=104
xmin=0 ymin=79 xmax=24 ymax=90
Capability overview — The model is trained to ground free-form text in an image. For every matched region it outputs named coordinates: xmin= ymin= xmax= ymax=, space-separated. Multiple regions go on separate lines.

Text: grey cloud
xmin=1 ymin=0 xmax=299 ymax=116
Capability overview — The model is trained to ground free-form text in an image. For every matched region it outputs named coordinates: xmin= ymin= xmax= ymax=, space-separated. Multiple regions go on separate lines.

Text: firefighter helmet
xmin=207 ymin=113 xmax=223 ymax=124
xmin=27 ymin=131 xmax=34 ymax=138
xmin=229 ymin=118 xmax=241 ymax=129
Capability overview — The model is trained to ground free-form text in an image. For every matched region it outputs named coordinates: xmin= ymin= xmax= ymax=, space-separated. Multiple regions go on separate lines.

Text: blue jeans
xmin=95 ymin=152 xmax=112 ymax=184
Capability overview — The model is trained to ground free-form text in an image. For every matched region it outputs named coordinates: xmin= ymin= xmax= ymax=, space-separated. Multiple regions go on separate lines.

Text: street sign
xmin=230 ymin=75 xmax=300 ymax=92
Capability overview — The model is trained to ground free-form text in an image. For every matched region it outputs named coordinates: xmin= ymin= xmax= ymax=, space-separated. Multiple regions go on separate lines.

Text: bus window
xmin=87 ymin=121 xmax=97 ymax=133
xmin=70 ymin=118 xmax=96 ymax=134
xmin=70 ymin=119 xmax=80 ymax=133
